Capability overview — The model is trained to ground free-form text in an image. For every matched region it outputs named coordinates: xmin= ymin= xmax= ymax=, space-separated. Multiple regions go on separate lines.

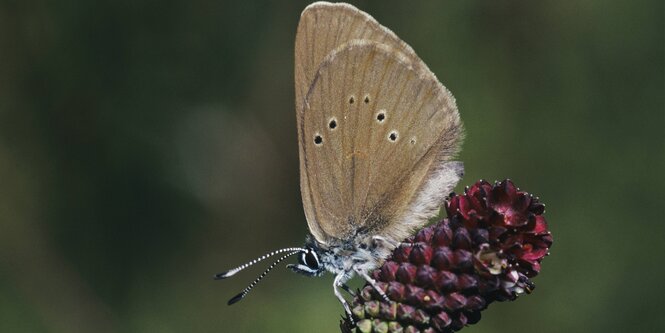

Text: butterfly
xmin=216 ymin=1 xmax=463 ymax=322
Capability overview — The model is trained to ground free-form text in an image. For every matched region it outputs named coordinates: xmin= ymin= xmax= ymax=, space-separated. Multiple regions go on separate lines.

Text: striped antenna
xmin=214 ymin=247 xmax=306 ymax=280
xmin=226 ymin=250 xmax=303 ymax=305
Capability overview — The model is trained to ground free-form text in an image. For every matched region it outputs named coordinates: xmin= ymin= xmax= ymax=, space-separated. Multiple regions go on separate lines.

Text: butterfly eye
xmin=329 ymin=118 xmax=337 ymax=129
xmin=304 ymin=250 xmax=320 ymax=269
xmin=314 ymin=135 xmax=323 ymax=145
xmin=388 ymin=131 xmax=398 ymax=142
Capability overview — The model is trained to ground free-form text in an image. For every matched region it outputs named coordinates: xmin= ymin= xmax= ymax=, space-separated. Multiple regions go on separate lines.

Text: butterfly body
xmin=290 ymin=234 xmax=393 ymax=277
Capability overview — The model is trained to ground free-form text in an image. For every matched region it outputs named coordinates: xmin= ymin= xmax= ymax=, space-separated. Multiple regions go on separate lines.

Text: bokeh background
xmin=1 ymin=0 xmax=663 ymax=332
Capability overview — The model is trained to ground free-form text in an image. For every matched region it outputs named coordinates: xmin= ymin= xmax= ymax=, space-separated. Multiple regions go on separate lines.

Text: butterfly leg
xmin=333 ymin=273 xmax=354 ymax=325
xmin=340 ymin=283 xmax=356 ymax=297
xmin=357 ymin=270 xmax=390 ymax=303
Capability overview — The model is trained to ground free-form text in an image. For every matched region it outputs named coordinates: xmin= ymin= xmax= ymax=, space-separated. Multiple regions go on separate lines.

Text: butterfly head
xmin=288 ymin=245 xmax=326 ymax=277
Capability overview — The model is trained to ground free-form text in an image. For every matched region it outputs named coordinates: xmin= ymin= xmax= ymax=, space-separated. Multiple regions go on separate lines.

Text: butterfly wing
xmin=295 ymin=2 xmax=429 ymax=243
xmin=300 ymin=40 xmax=463 ymax=244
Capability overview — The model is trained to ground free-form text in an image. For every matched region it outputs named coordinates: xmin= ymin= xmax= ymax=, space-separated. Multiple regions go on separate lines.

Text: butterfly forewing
xmin=300 ymin=41 xmax=462 ymax=243
xmin=295 ymin=3 xmax=427 ymax=243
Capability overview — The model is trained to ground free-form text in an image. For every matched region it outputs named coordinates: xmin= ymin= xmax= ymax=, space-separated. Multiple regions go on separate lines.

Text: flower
xmin=341 ymin=180 xmax=553 ymax=333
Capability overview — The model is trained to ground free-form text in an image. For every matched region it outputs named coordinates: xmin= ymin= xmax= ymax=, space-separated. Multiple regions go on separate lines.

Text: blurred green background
xmin=1 ymin=0 xmax=663 ymax=332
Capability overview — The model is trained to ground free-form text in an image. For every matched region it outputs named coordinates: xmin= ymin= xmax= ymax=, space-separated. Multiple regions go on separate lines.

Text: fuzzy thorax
xmin=314 ymin=234 xmax=397 ymax=282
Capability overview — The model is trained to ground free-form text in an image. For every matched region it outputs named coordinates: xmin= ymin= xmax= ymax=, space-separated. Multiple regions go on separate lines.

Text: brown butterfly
xmin=216 ymin=1 xmax=464 ymax=322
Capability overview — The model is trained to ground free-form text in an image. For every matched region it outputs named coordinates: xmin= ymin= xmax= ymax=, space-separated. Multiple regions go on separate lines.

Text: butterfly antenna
xmin=214 ymin=247 xmax=306 ymax=279
xmin=226 ymin=250 xmax=303 ymax=305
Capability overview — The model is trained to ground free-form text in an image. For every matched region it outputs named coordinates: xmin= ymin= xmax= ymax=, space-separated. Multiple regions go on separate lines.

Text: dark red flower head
xmin=341 ymin=180 xmax=553 ymax=333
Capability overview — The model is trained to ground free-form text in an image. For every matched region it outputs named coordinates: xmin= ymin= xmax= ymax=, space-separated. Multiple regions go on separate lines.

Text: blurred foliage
xmin=0 ymin=0 xmax=663 ymax=332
